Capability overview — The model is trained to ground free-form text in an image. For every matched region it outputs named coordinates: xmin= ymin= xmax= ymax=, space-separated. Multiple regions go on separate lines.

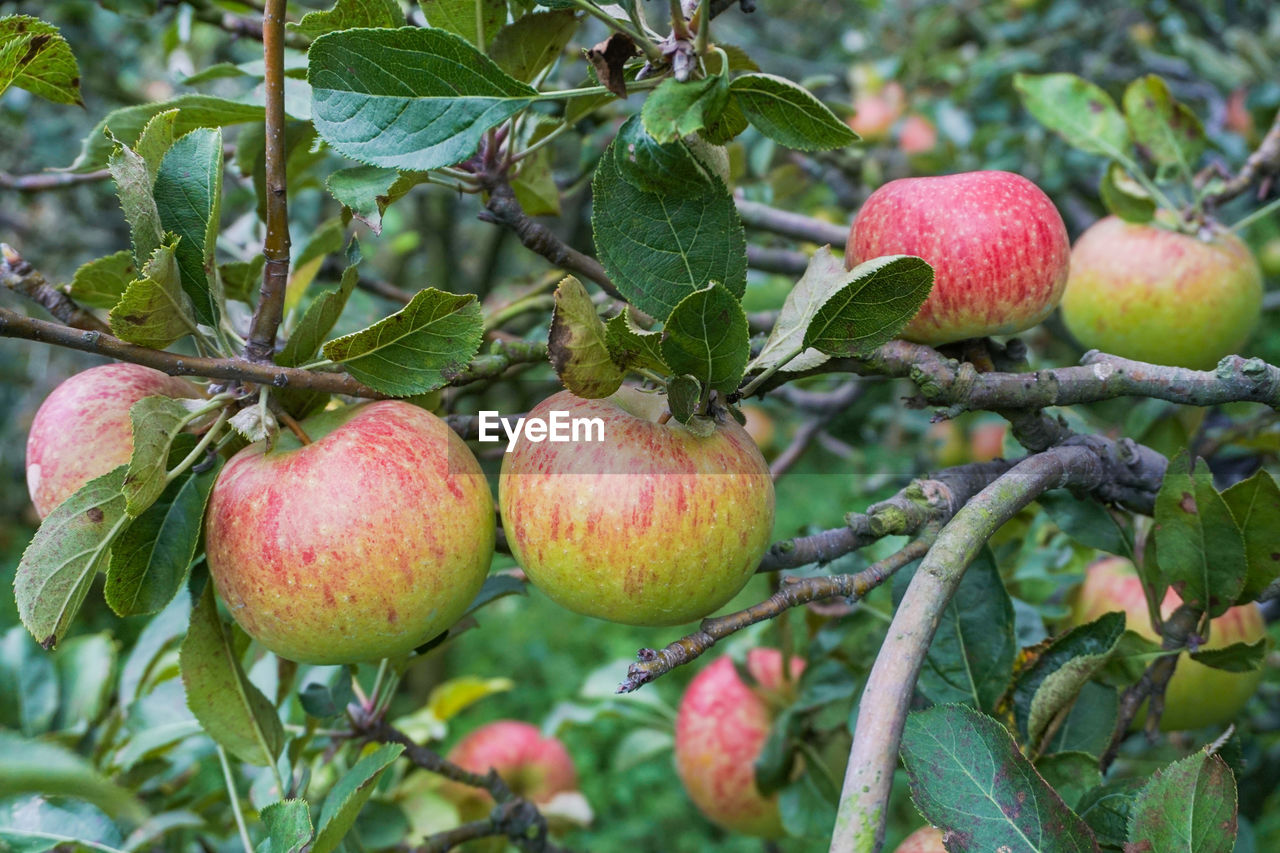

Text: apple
xmin=1225 ymin=88 xmax=1254 ymax=139
xmin=1061 ymin=217 xmax=1262 ymax=369
xmin=926 ymin=421 xmax=968 ymax=468
xmin=969 ymin=422 xmax=1007 ymax=463
xmin=499 ymin=387 xmax=774 ymax=626
xmin=204 ymin=400 xmax=494 ymax=664
xmin=1257 ymin=236 xmax=1280 ymax=279
xmin=674 ymin=648 xmax=805 ymax=837
xmin=26 ymin=363 xmax=201 ymax=518
xmin=846 ymin=171 xmax=1070 ymax=345
xmin=738 ymin=404 xmax=777 ymax=453
xmin=442 ymin=720 xmax=578 ymax=823
xmin=1069 ymin=556 xmax=1267 ymax=731
xmin=893 ymin=826 xmax=945 ymax=853
xmin=848 ymin=81 xmax=905 ymax=141
xmin=898 ymin=115 xmax=938 ymax=154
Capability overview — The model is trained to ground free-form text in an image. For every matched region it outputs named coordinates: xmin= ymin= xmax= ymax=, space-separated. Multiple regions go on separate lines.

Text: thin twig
xmin=1204 ymin=108 xmax=1280 ymax=210
xmin=735 ymin=198 xmax=849 ymax=247
xmin=2 ymin=245 xmax=109 ymax=333
xmin=0 ymin=170 xmax=111 ymax=192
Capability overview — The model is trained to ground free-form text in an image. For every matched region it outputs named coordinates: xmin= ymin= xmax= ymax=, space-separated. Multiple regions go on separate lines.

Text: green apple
xmin=499 ymin=388 xmax=774 ymax=626
xmin=1061 ymin=217 xmax=1262 ymax=369
xmin=204 ymin=400 xmax=494 ymax=664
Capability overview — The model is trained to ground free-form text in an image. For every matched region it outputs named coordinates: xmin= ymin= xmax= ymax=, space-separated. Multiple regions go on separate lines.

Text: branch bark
xmin=735 ymin=198 xmax=849 ymax=247
xmin=1204 ymin=107 xmax=1280 ymax=209
xmin=0 ymin=170 xmax=111 ymax=192
xmin=1 ymin=245 xmax=109 ymax=333
xmin=244 ymin=0 xmax=291 ymax=363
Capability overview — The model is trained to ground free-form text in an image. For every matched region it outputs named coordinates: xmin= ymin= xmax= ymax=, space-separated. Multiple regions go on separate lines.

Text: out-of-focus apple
xmin=847 ymin=171 xmax=1070 ymax=345
xmin=1069 ymin=556 xmax=1267 ymax=731
xmin=893 ymin=826 xmax=946 ymax=852
xmin=442 ymin=720 xmax=578 ymax=823
xmin=1061 ymin=217 xmax=1262 ymax=369
xmin=969 ymin=422 xmax=1007 ymax=462
xmin=25 ymin=363 xmax=201 ymax=518
xmin=1225 ymin=88 xmax=1255 ymax=139
xmin=1257 ymin=236 xmax=1280 ymax=279
xmin=848 ymin=81 xmax=905 ymax=141
xmin=205 ymin=401 xmax=494 ymax=664
xmin=898 ymin=115 xmax=938 ymax=154
xmin=499 ymin=388 xmax=775 ymax=626
xmin=739 ymin=404 xmax=777 ymax=453
xmin=675 ymin=648 xmax=805 ymax=838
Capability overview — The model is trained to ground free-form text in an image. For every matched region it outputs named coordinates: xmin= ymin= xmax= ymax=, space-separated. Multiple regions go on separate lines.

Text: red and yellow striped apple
xmin=499 ymin=388 xmax=774 ymax=626
xmin=675 ymin=648 xmax=804 ymax=838
xmin=846 ymin=171 xmax=1070 ymax=345
xmin=1061 ymin=217 xmax=1262 ymax=369
xmin=1069 ymin=556 xmax=1267 ymax=731
xmin=442 ymin=720 xmax=578 ymax=824
xmin=205 ymin=401 xmax=494 ymax=664
xmin=898 ymin=115 xmax=938 ymax=154
xmin=26 ymin=363 xmax=201 ymax=518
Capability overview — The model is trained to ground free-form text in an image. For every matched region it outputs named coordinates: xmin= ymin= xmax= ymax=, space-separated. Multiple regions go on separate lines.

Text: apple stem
xmin=277 ymin=410 xmax=313 ymax=446
xmin=658 ymin=410 xmax=673 ymax=425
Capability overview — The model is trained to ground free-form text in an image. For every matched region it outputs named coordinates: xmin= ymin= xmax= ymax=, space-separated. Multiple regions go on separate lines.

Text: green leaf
xmin=52 ymin=632 xmax=117 ymax=732
xmin=419 ymin=0 xmax=508 ymax=49
xmin=1076 ymin=777 xmax=1144 ymax=848
xmin=1220 ymin=469 xmax=1280 ymax=603
xmin=260 ymin=799 xmax=313 ymax=853
xmin=701 ymin=93 xmax=748 ymax=145
xmin=1038 ymin=491 xmax=1136 ymax=562
xmin=1190 ymin=639 xmax=1268 ymax=672
xmin=666 ymin=374 xmax=702 ymax=424
xmin=490 ymin=10 xmax=578 ymax=83
xmin=900 ymin=704 xmax=1097 ymax=852
xmin=463 ymin=573 xmax=528 ymax=618
xmin=548 ymin=275 xmax=624 ymax=399
xmin=641 ymin=75 xmax=731 ymax=144
xmin=511 ymin=144 xmax=561 ymax=216
xmin=326 ymin=166 xmax=426 ymax=235
xmin=154 ymin=128 xmax=224 ymax=326
xmin=895 ymin=549 xmax=1014 ymax=713
xmin=1046 ymin=681 xmax=1118 ymax=757
xmin=65 ymin=251 xmax=136 ymax=311
xmin=1099 ymin=162 xmax=1156 ymax=223
xmin=311 ymin=743 xmax=404 ymax=853
xmin=802 ymin=255 xmax=934 ymax=357
xmin=108 ymin=240 xmax=198 ymax=350
xmin=119 ymin=589 xmax=191 ymax=708
xmin=1153 ymin=450 xmax=1247 ymax=617
xmin=120 ymin=396 xmax=198 ymax=517
xmin=106 ymin=460 xmax=220 ymax=617
xmin=179 ymin=585 xmax=285 ymax=767
xmin=728 ymin=73 xmax=856 ymax=150
xmin=605 ymin=310 xmax=669 ymax=374
xmin=1009 ymin=612 xmax=1126 ymax=749
xmin=778 ymin=770 xmax=838 ymax=839
xmin=135 ymin=109 xmax=180 ymax=179
xmin=108 ymin=137 xmax=163 ymax=271
xmin=221 ymin=255 xmax=265 ymax=304
xmin=1036 ymin=751 xmax=1102 ymax=810
xmin=0 ymin=796 xmax=125 ymax=853
xmin=1128 ymin=750 xmax=1237 ymax=853
xmin=0 ymin=627 xmax=57 ymax=736
xmin=0 ymin=16 xmax=82 ymax=106
xmin=322 ymin=287 xmax=484 ymax=395
xmin=15 ymin=466 xmax=130 ymax=650
xmin=1122 ymin=74 xmax=1206 ymax=171
xmin=308 ymin=27 xmax=536 ymax=171
xmin=285 ymin=217 xmax=347 ymax=314
xmin=592 ymin=117 xmax=746 ymax=318
xmin=1014 ymin=72 xmax=1131 ymax=159
xmin=659 ymin=282 xmax=750 ymax=394
xmin=72 ymin=95 xmax=265 ymax=172
xmin=0 ymin=732 xmax=145 ymax=820
xmin=288 ymin=0 xmax=405 ymax=38
xmin=279 ymin=263 xmax=360 ymax=367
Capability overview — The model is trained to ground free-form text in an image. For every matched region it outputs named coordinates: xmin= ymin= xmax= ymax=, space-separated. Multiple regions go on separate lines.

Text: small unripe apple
xmin=675 ymin=648 xmax=804 ymax=837
xmin=898 ymin=115 xmax=938 ymax=154
xmin=205 ymin=401 xmax=494 ymax=664
xmin=847 ymin=171 xmax=1070 ymax=345
xmin=499 ymin=388 xmax=775 ymax=626
xmin=1257 ymin=237 xmax=1280 ymax=279
xmin=442 ymin=721 xmax=578 ymax=822
xmin=1069 ymin=556 xmax=1267 ymax=731
xmin=893 ymin=826 xmax=945 ymax=853
xmin=1061 ymin=217 xmax=1262 ymax=369
xmin=848 ymin=82 xmax=905 ymax=141
xmin=26 ymin=363 xmax=201 ymax=518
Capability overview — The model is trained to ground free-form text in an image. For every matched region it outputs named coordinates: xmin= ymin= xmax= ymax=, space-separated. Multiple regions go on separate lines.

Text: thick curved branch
xmin=746 ymin=244 xmax=810 ymax=276
xmin=831 ymin=441 xmax=1166 ymax=853
xmin=244 ymin=0 xmax=291 ymax=364
xmin=2 ymin=245 xmax=108 ymax=333
xmin=735 ymin=198 xmax=848 ymax=248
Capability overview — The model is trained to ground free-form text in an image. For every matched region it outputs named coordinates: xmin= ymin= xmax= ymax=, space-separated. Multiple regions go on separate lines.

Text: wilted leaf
xmin=548 ymin=275 xmax=624 ymax=399
xmin=0 ymin=16 xmax=82 ymax=105
xmin=605 ymin=310 xmax=668 ymax=374
xmin=1123 ymin=74 xmax=1206 ymax=171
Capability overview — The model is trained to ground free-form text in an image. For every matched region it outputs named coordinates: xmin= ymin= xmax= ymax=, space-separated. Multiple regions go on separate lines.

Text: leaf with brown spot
xmin=585 ymin=33 xmax=637 ymax=99
xmin=1220 ymin=469 xmax=1280 ymax=603
xmin=1127 ymin=750 xmax=1236 ymax=853
xmin=0 ymin=16 xmax=83 ymax=106
xmin=1122 ymin=75 xmax=1206 ymax=171
xmin=547 ymin=275 xmax=624 ymax=399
